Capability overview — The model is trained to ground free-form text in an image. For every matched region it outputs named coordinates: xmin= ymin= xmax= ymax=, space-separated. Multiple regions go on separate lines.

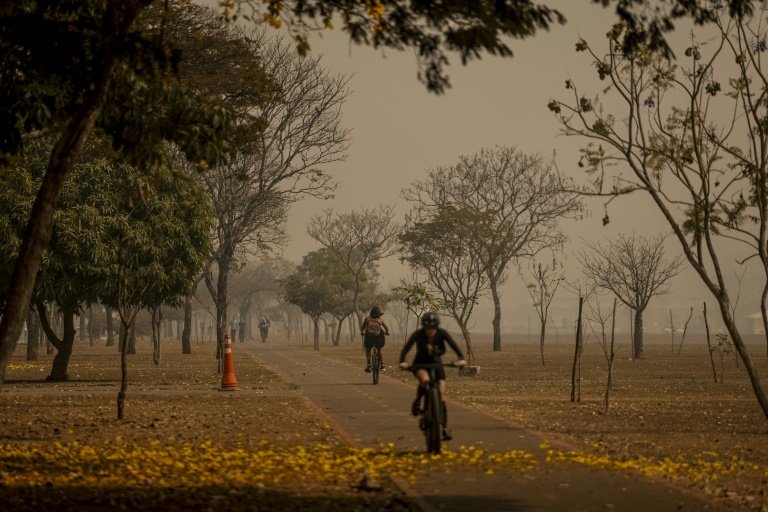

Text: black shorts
xmin=412 ymin=358 xmax=446 ymax=380
xmin=363 ymin=334 xmax=385 ymax=349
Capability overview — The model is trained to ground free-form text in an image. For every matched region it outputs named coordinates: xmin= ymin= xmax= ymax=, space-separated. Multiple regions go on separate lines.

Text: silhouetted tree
xmin=579 ymin=234 xmax=682 ymax=358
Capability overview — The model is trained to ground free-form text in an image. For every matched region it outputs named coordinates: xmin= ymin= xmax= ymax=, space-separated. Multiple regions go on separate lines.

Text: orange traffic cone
xmin=221 ymin=333 xmax=239 ymax=390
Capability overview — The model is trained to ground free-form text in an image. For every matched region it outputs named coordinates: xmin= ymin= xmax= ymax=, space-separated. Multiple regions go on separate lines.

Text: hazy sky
xmin=210 ymin=1 xmax=755 ymax=334
xmin=273 ymin=1 xmax=742 ymax=334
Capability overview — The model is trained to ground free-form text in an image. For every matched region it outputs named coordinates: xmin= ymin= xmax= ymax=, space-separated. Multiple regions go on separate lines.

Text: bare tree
xmin=521 ymin=256 xmax=564 ymax=366
xmin=674 ymin=307 xmax=694 ymax=355
xmin=307 ymin=206 xmax=401 ymax=325
xmin=194 ymin=30 xmax=350 ymax=359
xmin=403 ymin=146 xmax=580 ymax=351
xmin=550 ymin=11 xmax=768 ymax=419
xmin=579 ymin=234 xmax=682 ymax=358
xmin=585 ymin=295 xmax=618 ymax=412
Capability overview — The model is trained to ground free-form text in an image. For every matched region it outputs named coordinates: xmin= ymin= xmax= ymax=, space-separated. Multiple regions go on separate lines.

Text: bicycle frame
xmin=371 ymin=345 xmax=380 ymax=385
xmin=408 ymin=361 xmax=457 ymax=455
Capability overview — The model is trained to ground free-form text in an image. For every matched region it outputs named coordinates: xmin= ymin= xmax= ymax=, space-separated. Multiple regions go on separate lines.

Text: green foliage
xmin=392 ymin=281 xmax=440 ymax=317
xmin=97 ymin=161 xmax=212 ymax=311
xmin=282 ymin=252 xmax=336 ymax=320
xmin=0 ymin=137 xmax=212 ymax=313
xmin=0 ymin=1 xmax=235 ymax=171
xmin=282 ymin=249 xmax=378 ymax=320
xmin=254 ymin=0 xmax=565 ymax=93
xmin=400 ymin=205 xmax=489 ymax=316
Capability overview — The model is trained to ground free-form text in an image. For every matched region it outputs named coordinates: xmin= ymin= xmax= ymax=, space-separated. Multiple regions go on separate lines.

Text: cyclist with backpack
xmin=361 ymin=306 xmax=390 ymax=373
xmin=399 ymin=312 xmax=466 ymax=441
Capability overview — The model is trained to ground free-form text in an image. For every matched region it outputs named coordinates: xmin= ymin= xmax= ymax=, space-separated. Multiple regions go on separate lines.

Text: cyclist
xmin=361 ymin=306 xmax=390 ymax=373
xmin=399 ymin=312 xmax=466 ymax=441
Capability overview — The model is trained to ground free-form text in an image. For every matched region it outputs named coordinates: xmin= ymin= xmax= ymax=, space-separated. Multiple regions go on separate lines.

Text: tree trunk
xmin=128 ymin=324 xmax=136 ymax=355
xmin=0 ymin=6 xmax=133 ymax=388
xmin=88 ymin=307 xmax=94 ymax=346
xmin=26 ymin=309 xmax=39 ymax=361
xmin=238 ymin=303 xmax=250 ymax=342
xmin=208 ymin=253 xmax=233 ymax=372
xmin=571 ymin=296 xmax=584 ymax=403
xmin=151 ymin=307 xmax=162 ymax=366
xmin=78 ymin=313 xmax=86 ymax=342
xmin=333 ymin=315 xmax=345 ymax=346
xmin=703 ymin=302 xmax=717 ymax=383
xmin=117 ymin=321 xmax=131 ymax=420
xmin=717 ymin=299 xmax=768 ymax=420
xmin=50 ymin=307 xmax=76 ymax=381
xmin=539 ymin=321 xmax=547 ymax=367
xmin=603 ymin=298 xmax=617 ymax=412
xmin=182 ymin=295 xmax=192 ymax=354
xmin=313 ymin=317 xmax=320 ymax=350
xmin=668 ymin=309 xmax=675 ymax=352
xmin=490 ymin=280 xmax=502 ymax=352
xmin=37 ymin=301 xmax=77 ymax=382
xmin=456 ymin=321 xmax=474 ymax=361
xmin=106 ymin=306 xmax=115 ymax=347
xmin=633 ymin=308 xmax=644 ymax=359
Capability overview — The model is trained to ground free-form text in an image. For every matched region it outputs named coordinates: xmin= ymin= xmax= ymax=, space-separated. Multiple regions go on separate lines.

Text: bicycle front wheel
xmin=426 ymin=387 xmax=442 ymax=454
xmin=371 ymin=350 xmax=379 ymax=385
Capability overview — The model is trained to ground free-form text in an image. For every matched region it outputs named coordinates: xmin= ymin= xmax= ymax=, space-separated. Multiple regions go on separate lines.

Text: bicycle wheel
xmin=371 ymin=349 xmax=379 ymax=385
xmin=426 ymin=387 xmax=442 ymax=454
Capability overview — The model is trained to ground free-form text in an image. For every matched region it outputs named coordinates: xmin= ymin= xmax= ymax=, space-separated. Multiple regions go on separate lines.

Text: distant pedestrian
xmin=259 ymin=317 xmax=271 ymax=343
xmin=230 ymin=319 xmax=238 ymax=342
xmin=238 ymin=320 xmax=246 ymax=343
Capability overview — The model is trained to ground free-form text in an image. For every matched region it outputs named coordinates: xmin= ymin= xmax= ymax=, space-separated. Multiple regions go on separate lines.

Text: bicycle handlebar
xmin=401 ymin=361 xmax=463 ymax=369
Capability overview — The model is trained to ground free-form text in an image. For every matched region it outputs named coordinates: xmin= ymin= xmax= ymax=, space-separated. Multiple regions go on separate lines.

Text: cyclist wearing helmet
xmin=399 ymin=312 xmax=466 ymax=441
xmin=361 ymin=306 xmax=390 ymax=372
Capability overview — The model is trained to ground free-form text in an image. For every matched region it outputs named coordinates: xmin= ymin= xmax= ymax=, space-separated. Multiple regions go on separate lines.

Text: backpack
xmin=365 ymin=318 xmax=382 ymax=335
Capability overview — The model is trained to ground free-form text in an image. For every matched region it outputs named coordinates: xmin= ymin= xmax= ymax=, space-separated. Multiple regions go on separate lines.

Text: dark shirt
xmin=399 ymin=327 xmax=464 ymax=364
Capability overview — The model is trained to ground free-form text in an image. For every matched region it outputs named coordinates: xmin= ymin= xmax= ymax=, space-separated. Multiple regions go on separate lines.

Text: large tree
xmin=549 ymin=7 xmax=768 ymax=418
xmin=196 ymin=27 xmax=350 ymax=358
xmin=403 ymin=146 xmax=580 ymax=352
xmin=1 ymin=142 xmax=125 ymax=380
xmin=0 ymin=1 xmax=232 ymax=388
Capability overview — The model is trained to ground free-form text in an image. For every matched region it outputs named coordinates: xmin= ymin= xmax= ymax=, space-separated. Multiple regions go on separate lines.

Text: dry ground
xmin=0 ymin=338 xmax=414 ymax=512
xmin=3 ymin=331 xmax=768 ymax=511
xmin=324 ymin=331 xmax=768 ymax=511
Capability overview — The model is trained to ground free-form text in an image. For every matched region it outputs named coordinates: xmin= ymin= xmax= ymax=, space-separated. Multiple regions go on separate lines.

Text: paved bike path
xmin=249 ymin=346 xmax=736 ymax=512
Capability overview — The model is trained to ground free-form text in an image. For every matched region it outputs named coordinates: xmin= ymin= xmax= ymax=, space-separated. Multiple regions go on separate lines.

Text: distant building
xmin=747 ymin=312 xmax=764 ymax=334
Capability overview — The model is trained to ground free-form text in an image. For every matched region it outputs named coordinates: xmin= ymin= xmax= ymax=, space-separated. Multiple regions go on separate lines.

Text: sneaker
xmin=364 ymin=364 xmax=372 ymax=373
xmin=411 ymin=399 xmax=421 ymax=417
xmin=441 ymin=428 xmax=453 ymax=441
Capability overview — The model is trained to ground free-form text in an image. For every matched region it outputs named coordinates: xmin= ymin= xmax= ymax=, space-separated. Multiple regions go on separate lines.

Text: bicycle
xmin=370 ymin=343 xmax=381 ymax=385
xmin=365 ymin=332 xmax=388 ymax=385
xmin=403 ymin=361 xmax=459 ymax=454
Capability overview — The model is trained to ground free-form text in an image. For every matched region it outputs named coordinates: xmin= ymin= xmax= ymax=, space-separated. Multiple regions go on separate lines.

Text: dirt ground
xmin=327 ymin=331 xmax=768 ymax=511
xmin=0 ymin=338 xmax=414 ymax=512
xmin=2 ymin=332 xmax=768 ymax=511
